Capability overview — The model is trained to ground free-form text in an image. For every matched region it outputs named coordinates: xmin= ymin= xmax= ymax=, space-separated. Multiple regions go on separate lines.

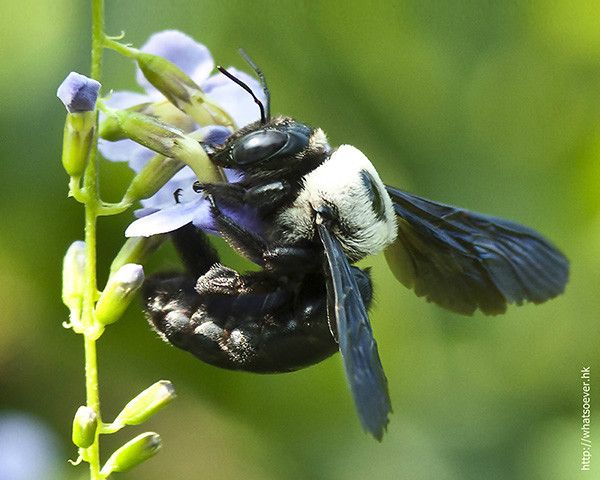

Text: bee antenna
xmin=238 ymin=49 xmax=271 ymax=123
xmin=217 ymin=62 xmax=268 ymax=125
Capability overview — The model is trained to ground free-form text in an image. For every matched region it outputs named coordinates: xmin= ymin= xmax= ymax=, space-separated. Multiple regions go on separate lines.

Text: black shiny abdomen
xmin=144 ymin=266 xmax=372 ymax=373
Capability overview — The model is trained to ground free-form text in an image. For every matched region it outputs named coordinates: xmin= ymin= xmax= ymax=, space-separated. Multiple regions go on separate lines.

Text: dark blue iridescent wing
xmin=385 ymin=186 xmax=569 ymax=315
xmin=317 ymin=221 xmax=391 ymax=441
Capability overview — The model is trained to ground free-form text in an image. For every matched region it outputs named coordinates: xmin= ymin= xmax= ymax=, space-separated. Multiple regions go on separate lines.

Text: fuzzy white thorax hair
xmin=275 ymin=144 xmax=398 ymax=262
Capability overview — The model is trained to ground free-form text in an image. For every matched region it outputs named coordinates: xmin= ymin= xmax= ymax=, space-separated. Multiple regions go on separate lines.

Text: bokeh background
xmin=1 ymin=1 xmax=598 ymax=479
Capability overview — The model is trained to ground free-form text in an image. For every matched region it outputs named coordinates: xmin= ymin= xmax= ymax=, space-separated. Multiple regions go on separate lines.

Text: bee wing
xmin=384 ymin=186 xmax=569 ymax=315
xmin=316 ymin=220 xmax=391 ymax=441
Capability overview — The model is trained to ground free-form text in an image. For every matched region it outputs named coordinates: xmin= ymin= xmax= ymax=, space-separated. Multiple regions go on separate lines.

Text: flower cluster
xmin=57 ymin=29 xmax=266 ymax=476
xmin=98 ymin=30 xmax=265 ymax=237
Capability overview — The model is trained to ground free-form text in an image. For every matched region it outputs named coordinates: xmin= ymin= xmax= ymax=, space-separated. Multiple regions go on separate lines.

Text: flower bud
xmin=62 ymin=241 xmax=86 ymax=313
xmin=95 ymin=264 xmax=144 ymax=326
xmin=135 ymin=52 xmax=234 ymax=127
xmin=99 ymin=108 xmax=223 ymax=183
xmin=61 ymin=112 xmax=95 ymax=177
xmin=98 ymin=108 xmax=182 ymax=146
xmin=57 ymin=72 xmax=101 ymax=113
xmin=113 ymin=381 xmax=176 ymax=428
xmin=110 ymin=236 xmax=165 ymax=276
xmin=72 ymin=406 xmax=97 ymax=448
xmin=100 ymin=432 xmax=161 ymax=475
xmin=57 ymin=72 xmax=100 ymax=178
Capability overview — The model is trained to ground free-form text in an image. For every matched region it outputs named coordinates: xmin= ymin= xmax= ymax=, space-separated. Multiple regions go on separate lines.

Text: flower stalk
xmin=61 ymin=4 xmax=263 ymax=478
xmin=79 ymin=1 xmax=104 ymax=477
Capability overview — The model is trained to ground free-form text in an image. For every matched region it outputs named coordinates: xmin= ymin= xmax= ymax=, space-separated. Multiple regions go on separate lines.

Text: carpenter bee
xmin=144 ymin=58 xmax=569 ymax=440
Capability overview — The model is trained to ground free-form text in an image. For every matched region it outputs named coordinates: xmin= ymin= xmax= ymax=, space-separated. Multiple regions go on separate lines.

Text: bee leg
xmin=242 ymin=180 xmax=293 ymax=215
xmin=263 ymin=246 xmax=320 ymax=272
xmin=171 ymin=223 xmax=220 ymax=278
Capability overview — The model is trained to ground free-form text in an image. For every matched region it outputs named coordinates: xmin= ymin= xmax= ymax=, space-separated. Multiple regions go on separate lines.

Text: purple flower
xmin=98 ymin=30 xmax=266 ymax=238
xmin=57 ymin=72 xmax=101 ymax=113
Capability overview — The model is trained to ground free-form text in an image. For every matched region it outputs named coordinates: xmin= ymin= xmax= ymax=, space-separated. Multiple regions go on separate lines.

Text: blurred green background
xmin=0 ymin=1 xmax=598 ymax=479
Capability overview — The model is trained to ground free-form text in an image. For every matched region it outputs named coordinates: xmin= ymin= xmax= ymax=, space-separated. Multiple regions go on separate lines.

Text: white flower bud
xmin=95 ymin=264 xmax=144 ymax=326
xmin=72 ymin=406 xmax=97 ymax=448
xmin=62 ymin=241 xmax=86 ymax=313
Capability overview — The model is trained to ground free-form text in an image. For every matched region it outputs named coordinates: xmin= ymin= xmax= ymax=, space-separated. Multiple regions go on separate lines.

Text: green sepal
xmin=100 ymin=432 xmax=161 ymax=475
xmin=112 ymin=380 xmax=176 ymax=427
xmin=61 ymin=111 xmax=95 ymax=177
xmin=123 ymin=154 xmax=186 ymax=203
xmin=99 ymin=108 xmax=223 ymax=183
xmin=135 ymin=51 xmax=234 ymax=128
xmin=110 ymin=236 xmax=165 ymax=276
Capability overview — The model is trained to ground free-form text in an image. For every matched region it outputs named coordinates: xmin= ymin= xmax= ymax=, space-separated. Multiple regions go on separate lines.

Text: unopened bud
xmin=99 ymin=108 xmax=223 ymax=183
xmin=100 ymin=432 xmax=161 ymax=475
xmin=135 ymin=52 xmax=233 ymax=128
xmin=57 ymin=72 xmax=101 ymax=113
xmin=113 ymin=381 xmax=176 ymax=428
xmin=62 ymin=241 xmax=86 ymax=312
xmin=110 ymin=237 xmax=165 ymax=276
xmin=72 ymin=406 xmax=98 ymax=448
xmin=95 ymin=264 xmax=144 ymax=326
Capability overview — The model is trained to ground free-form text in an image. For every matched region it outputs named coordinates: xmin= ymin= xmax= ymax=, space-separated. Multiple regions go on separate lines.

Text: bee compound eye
xmin=232 ymin=130 xmax=289 ymax=165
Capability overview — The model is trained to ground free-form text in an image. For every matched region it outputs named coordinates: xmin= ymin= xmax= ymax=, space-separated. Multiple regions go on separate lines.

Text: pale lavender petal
xmin=125 ymin=198 xmax=205 ymax=237
xmin=191 ymin=198 xmax=218 ymax=232
xmin=98 ymin=138 xmax=154 ymax=170
xmin=57 ymin=72 xmax=101 ymax=113
xmin=224 ymin=168 xmax=244 ymax=183
xmin=140 ymin=166 xmax=197 ymax=210
xmin=134 ymin=207 xmax=159 ymax=218
xmin=222 ymin=203 xmax=264 ymax=238
xmin=129 ymin=187 xmax=264 ymax=238
xmin=203 ymin=67 xmax=265 ymax=127
xmin=200 ymin=125 xmax=232 ymax=145
xmin=104 ymin=90 xmax=150 ymax=109
xmin=136 ymin=30 xmax=214 ymax=97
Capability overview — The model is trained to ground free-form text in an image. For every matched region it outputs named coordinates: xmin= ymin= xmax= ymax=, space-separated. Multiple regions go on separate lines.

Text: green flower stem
xmin=103 ymin=37 xmax=139 ymax=58
xmin=80 ymin=0 xmax=104 ymax=478
xmin=97 ymin=200 xmax=132 ymax=216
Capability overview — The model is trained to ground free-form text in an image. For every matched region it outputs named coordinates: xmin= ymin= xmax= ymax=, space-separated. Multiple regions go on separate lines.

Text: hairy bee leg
xmin=195 ymin=263 xmax=246 ymax=295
